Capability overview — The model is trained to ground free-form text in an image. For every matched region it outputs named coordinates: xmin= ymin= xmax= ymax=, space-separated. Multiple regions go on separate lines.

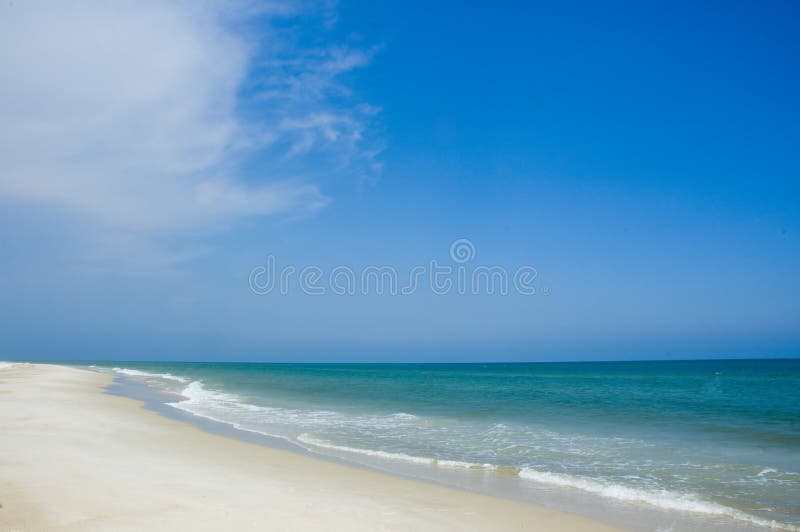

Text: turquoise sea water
xmin=86 ymin=360 xmax=799 ymax=530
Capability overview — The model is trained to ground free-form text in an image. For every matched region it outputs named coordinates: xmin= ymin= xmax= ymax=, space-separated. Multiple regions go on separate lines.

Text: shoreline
xmin=0 ymin=363 xmax=616 ymax=531
xmin=93 ymin=361 xmax=794 ymax=532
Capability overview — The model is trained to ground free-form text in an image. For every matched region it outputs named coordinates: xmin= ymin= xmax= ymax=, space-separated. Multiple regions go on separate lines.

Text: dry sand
xmin=0 ymin=363 xmax=618 ymax=531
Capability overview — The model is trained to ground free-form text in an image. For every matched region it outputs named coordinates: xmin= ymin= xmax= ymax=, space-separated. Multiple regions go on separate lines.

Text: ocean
xmin=84 ymin=359 xmax=800 ymax=531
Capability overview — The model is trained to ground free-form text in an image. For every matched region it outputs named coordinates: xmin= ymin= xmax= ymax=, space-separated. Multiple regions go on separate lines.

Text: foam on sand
xmin=297 ymin=434 xmax=498 ymax=470
xmin=519 ymin=468 xmax=799 ymax=531
xmin=1 ymin=363 xmax=613 ymax=532
xmin=0 ymin=361 xmax=31 ymax=370
xmin=111 ymin=367 xmax=189 ymax=383
xmin=106 ymin=366 xmax=800 ymax=531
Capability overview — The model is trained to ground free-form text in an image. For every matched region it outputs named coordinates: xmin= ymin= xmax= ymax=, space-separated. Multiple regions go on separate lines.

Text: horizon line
xmin=13 ymin=356 xmax=800 ymax=366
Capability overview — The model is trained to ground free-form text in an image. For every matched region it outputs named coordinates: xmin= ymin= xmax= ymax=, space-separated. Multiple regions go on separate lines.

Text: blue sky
xmin=0 ymin=0 xmax=798 ymax=361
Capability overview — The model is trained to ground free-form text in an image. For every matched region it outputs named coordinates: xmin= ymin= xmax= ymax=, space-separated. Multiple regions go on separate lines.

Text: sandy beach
xmin=0 ymin=363 xmax=615 ymax=531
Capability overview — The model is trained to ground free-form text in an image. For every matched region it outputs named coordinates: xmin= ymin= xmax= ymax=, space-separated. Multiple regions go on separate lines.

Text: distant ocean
xmin=85 ymin=360 xmax=800 ymax=530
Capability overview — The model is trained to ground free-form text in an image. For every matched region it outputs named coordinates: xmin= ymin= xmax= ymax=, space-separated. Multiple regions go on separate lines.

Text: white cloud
xmin=252 ymin=41 xmax=383 ymax=174
xmin=0 ymin=0 xmax=377 ymax=239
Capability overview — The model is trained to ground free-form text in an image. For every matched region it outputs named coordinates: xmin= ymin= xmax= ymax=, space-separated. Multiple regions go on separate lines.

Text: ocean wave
xmin=112 ymin=367 xmax=189 ymax=383
xmin=518 ymin=468 xmax=798 ymax=531
xmin=169 ymin=382 xmax=500 ymax=471
xmin=165 ymin=380 xmax=300 ymax=445
xmin=173 ymin=380 xmax=253 ymax=407
xmin=133 ymin=375 xmax=799 ymax=531
xmin=296 ymin=434 xmax=498 ymax=470
xmin=388 ymin=412 xmax=419 ymax=421
xmin=0 ymin=361 xmax=20 ymax=370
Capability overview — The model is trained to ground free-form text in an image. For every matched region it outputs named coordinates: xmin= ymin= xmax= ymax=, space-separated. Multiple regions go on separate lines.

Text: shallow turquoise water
xmin=86 ymin=359 xmax=800 ymax=529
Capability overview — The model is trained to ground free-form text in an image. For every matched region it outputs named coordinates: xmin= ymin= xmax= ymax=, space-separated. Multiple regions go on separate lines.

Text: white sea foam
xmin=173 ymin=380 xmax=244 ymax=406
xmin=112 ymin=367 xmax=189 ymax=383
xmin=169 ymin=383 xmax=460 ymax=467
xmin=0 ymin=361 xmax=31 ymax=370
xmin=129 ymin=373 xmax=799 ymax=532
xmin=518 ymin=468 xmax=798 ymax=531
xmin=388 ymin=412 xmax=419 ymax=421
xmin=164 ymin=380 xmax=301 ymax=446
xmin=297 ymin=434 xmax=497 ymax=470
xmin=171 ymin=381 xmax=348 ymax=435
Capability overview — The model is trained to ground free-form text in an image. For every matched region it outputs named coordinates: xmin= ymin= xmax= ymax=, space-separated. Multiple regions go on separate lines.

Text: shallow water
xmin=84 ymin=360 xmax=800 ymax=531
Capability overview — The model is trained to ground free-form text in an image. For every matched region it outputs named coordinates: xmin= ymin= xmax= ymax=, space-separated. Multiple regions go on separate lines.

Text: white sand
xmin=0 ymin=363 xmax=617 ymax=531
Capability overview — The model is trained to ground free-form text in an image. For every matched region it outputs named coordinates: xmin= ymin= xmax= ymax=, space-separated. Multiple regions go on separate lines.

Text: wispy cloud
xmin=248 ymin=35 xmax=384 ymax=176
xmin=0 ymin=1 xmax=379 ymax=249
